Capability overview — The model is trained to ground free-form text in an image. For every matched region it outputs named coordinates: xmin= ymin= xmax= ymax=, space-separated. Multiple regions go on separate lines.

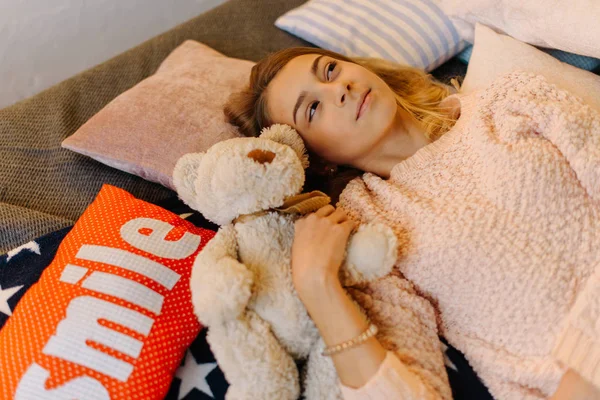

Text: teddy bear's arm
xmin=190 ymin=225 xmax=253 ymax=327
xmin=340 ymin=223 xmax=398 ymax=287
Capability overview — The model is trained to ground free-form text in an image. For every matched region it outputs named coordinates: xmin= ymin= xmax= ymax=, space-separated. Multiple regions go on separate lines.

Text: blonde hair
xmin=353 ymin=56 xmax=459 ymax=140
xmin=225 ymin=47 xmax=460 ymax=142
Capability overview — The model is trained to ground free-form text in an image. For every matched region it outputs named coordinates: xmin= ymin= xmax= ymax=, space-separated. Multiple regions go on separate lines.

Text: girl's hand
xmin=291 ymin=205 xmax=356 ymax=302
xmin=551 ymin=369 xmax=600 ymax=400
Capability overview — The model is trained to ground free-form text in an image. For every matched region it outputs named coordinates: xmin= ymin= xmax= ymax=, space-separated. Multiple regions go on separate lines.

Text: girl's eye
xmin=326 ymin=61 xmax=337 ymax=81
xmin=309 ymin=101 xmax=319 ymax=122
xmin=307 ymin=61 xmax=336 ymax=123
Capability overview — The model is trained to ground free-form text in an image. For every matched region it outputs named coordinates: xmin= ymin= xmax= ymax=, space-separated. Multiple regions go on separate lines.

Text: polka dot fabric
xmin=0 ymin=184 xmax=215 ymax=399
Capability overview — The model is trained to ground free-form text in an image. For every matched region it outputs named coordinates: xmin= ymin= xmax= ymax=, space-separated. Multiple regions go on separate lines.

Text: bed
xmin=4 ymin=0 xmax=589 ymax=398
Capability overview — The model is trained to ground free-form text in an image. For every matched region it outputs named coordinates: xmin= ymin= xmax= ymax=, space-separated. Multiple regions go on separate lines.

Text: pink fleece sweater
xmin=337 ymin=71 xmax=600 ymax=400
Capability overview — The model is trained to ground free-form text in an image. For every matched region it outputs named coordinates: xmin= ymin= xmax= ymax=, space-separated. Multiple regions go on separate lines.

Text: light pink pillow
xmin=62 ymin=40 xmax=254 ymax=189
xmin=461 ymin=24 xmax=600 ymax=114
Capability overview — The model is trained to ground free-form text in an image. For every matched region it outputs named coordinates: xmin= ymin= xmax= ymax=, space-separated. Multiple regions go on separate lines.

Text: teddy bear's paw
xmin=341 ymin=222 xmax=398 ymax=286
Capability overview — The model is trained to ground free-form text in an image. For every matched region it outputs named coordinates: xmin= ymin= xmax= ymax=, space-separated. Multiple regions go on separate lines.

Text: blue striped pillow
xmin=275 ymin=0 xmax=466 ymax=72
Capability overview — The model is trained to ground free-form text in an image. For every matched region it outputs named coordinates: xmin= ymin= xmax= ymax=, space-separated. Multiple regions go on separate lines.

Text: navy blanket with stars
xmin=0 ymin=195 xmax=491 ymax=400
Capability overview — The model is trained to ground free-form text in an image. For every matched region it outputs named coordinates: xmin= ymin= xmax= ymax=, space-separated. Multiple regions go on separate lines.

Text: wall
xmin=0 ymin=0 xmax=226 ymax=108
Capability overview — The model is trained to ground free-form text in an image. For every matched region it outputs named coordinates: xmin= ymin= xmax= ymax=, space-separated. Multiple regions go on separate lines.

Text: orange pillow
xmin=0 ymin=184 xmax=215 ymax=400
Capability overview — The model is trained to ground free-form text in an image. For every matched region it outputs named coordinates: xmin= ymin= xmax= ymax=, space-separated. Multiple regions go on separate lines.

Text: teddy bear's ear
xmin=259 ymin=124 xmax=309 ymax=169
xmin=172 ymin=152 xmax=205 ymax=210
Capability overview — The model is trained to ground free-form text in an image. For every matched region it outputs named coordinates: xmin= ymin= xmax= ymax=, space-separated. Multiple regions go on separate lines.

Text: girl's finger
xmin=340 ymin=219 xmax=356 ymax=234
xmin=328 ymin=207 xmax=348 ymax=223
xmin=315 ymin=205 xmax=335 ymax=217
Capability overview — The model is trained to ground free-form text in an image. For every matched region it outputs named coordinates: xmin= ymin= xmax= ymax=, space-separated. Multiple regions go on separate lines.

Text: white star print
xmin=176 ymin=350 xmax=217 ymax=399
xmin=6 ymin=241 xmax=41 ymax=262
xmin=0 ymin=284 xmax=24 ymax=316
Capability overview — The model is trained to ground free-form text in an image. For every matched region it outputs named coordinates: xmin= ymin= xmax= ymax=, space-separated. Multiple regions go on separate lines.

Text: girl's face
xmin=266 ymin=54 xmax=398 ymax=165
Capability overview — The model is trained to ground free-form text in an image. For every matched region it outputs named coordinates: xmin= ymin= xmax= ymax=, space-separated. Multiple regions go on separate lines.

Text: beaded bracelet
xmin=321 ymin=323 xmax=379 ymax=357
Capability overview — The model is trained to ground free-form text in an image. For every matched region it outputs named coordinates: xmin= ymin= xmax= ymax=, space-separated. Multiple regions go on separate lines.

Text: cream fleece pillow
xmin=461 ymin=24 xmax=600 ymax=113
xmin=439 ymin=0 xmax=600 ymax=59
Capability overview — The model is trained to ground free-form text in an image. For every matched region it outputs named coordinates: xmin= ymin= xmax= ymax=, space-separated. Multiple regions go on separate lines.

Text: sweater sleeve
xmin=486 ymin=72 xmax=600 ymax=389
xmin=487 ymin=71 xmax=600 ymax=202
xmin=340 ymin=272 xmax=452 ymax=400
xmin=340 ymin=351 xmax=443 ymax=400
xmin=552 ymin=267 xmax=600 ymax=390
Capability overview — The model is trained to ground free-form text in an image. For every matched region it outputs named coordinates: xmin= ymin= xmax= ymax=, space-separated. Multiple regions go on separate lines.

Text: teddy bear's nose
xmin=247 ymin=149 xmax=276 ymax=164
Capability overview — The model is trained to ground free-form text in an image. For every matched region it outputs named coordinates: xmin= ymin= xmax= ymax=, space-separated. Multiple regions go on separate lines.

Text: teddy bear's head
xmin=173 ymin=124 xmax=310 ymax=225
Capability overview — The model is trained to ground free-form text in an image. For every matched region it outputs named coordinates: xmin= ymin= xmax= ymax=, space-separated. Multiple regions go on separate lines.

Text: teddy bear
xmin=173 ymin=124 xmax=398 ymax=400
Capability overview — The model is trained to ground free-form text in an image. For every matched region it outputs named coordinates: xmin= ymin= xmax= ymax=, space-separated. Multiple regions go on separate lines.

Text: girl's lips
xmin=356 ymin=89 xmax=372 ymax=120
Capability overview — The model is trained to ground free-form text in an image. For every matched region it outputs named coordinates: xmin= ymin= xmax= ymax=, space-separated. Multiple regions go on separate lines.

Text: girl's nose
xmin=336 ymin=82 xmax=351 ymax=106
